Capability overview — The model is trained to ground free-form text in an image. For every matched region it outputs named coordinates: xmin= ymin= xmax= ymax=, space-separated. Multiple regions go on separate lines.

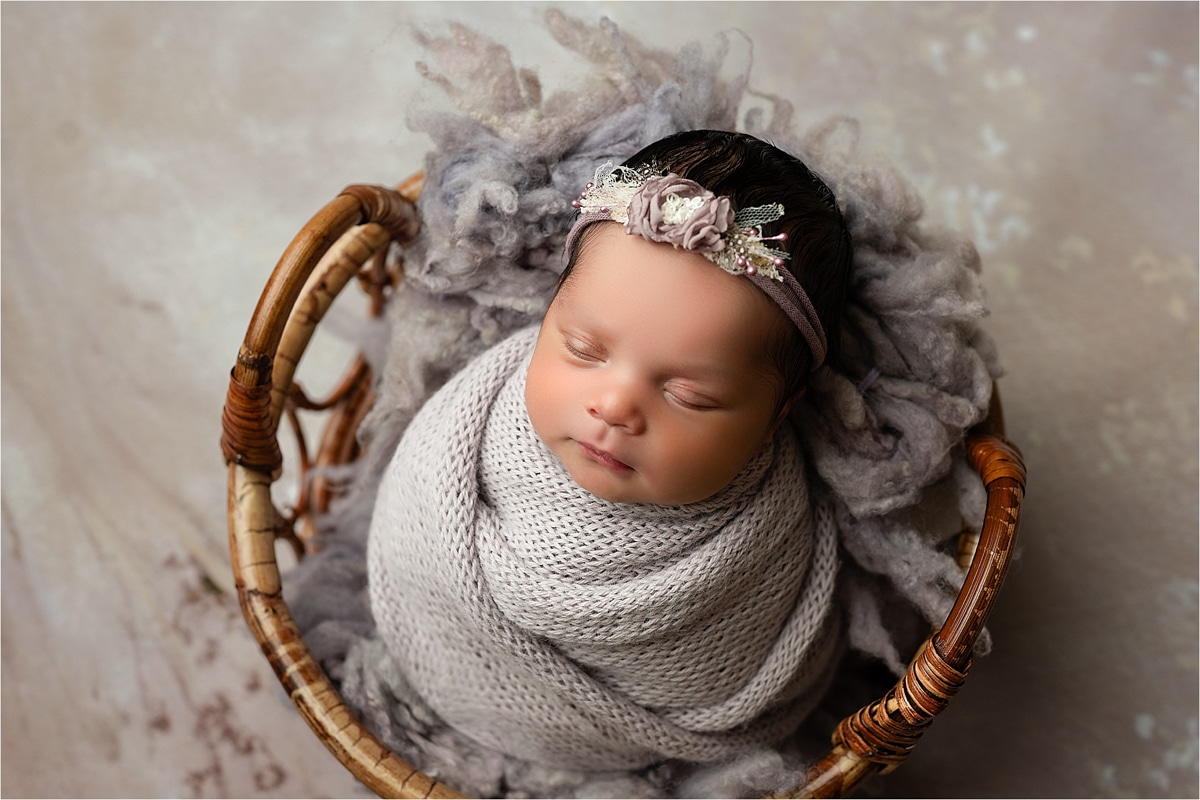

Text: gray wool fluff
xmin=283 ymin=10 xmax=1001 ymax=798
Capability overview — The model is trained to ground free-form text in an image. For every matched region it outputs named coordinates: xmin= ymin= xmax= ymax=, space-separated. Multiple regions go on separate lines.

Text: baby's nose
xmin=588 ymin=387 xmax=645 ymax=434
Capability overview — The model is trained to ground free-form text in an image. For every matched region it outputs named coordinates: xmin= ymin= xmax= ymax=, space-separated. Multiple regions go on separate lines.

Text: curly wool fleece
xmin=284 ymin=10 xmax=1001 ymax=798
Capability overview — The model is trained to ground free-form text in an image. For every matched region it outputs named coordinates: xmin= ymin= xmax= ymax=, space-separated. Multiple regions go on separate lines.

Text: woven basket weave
xmin=220 ymin=181 xmax=1025 ymax=799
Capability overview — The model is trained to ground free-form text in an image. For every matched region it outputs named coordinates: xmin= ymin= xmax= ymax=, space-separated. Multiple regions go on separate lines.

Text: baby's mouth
xmin=576 ymin=441 xmax=633 ymax=472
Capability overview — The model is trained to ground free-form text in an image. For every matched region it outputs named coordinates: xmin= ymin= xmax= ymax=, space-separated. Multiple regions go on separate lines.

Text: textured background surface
xmin=3 ymin=2 xmax=1196 ymax=797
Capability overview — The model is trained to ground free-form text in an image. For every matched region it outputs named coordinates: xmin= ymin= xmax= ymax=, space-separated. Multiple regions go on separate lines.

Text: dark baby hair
xmin=560 ymin=130 xmax=853 ymax=408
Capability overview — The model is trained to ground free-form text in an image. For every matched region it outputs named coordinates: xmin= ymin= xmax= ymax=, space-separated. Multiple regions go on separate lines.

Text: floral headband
xmin=564 ymin=163 xmax=828 ymax=369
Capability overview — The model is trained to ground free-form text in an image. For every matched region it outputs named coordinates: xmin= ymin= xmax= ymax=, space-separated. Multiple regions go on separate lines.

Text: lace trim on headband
xmin=572 ymin=163 xmax=792 ymax=280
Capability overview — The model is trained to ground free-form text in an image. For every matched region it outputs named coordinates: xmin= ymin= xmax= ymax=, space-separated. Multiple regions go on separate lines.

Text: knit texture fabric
xmin=367 ymin=326 xmax=842 ymax=770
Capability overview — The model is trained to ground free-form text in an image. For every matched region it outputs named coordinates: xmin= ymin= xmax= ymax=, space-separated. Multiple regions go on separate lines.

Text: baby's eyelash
xmin=666 ymin=386 xmax=721 ymax=411
xmin=562 ymin=335 xmax=603 ymax=362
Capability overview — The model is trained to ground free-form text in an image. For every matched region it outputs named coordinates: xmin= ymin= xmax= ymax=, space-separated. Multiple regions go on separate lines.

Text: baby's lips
xmin=577 ymin=440 xmax=634 ymax=472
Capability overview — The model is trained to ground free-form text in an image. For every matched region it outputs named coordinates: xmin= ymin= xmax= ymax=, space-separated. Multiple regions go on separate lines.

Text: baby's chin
xmin=563 ymin=458 xmax=720 ymax=507
xmin=562 ymin=460 xmax=650 ymax=505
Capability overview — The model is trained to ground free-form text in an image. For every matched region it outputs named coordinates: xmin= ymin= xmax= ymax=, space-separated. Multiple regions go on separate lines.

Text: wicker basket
xmin=220 ymin=181 xmax=1025 ymax=799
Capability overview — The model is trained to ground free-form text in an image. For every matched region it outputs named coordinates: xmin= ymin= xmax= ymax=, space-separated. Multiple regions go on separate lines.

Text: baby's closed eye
xmin=664 ymin=381 xmax=722 ymax=410
xmin=561 ymin=333 xmax=605 ymax=363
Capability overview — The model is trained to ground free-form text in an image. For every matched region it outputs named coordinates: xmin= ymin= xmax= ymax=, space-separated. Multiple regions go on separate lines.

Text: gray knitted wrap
xmin=367 ymin=326 xmax=842 ymax=770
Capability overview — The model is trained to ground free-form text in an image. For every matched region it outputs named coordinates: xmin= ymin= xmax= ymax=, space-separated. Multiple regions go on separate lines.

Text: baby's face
xmin=525 ymin=223 xmax=785 ymax=505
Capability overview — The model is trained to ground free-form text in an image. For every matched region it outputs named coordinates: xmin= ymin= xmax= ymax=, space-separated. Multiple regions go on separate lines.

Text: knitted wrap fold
xmin=367 ymin=327 xmax=842 ymax=770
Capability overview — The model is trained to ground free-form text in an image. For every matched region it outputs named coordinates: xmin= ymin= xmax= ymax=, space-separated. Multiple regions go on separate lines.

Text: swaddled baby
xmin=368 ymin=129 xmax=853 ymax=771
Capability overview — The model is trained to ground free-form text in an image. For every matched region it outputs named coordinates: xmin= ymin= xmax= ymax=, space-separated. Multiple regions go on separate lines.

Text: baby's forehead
xmin=556 ymin=244 xmax=787 ymax=374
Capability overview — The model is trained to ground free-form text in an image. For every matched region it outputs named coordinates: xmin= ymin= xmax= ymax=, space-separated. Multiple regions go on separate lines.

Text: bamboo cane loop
xmin=270 ymin=222 xmax=393 ymax=428
xmin=224 ymin=182 xmax=463 ymax=797
xmin=221 ymin=185 xmax=418 ymax=476
xmin=303 ymin=356 xmax=375 ymax=543
xmin=830 ymin=640 xmax=969 ymax=770
xmin=228 ymin=461 xmax=460 ymax=798
xmin=221 ymin=375 xmax=285 ymax=476
xmin=937 ymin=436 xmax=1024 ymax=665
xmin=779 ymin=432 xmax=1025 ymax=796
xmin=773 ymin=744 xmax=880 ymax=799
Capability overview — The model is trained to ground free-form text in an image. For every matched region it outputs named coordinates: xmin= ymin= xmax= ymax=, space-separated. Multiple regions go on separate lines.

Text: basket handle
xmin=220 ymin=184 xmax=418 ymax=476
xmin=786 ymin=428 xmax=1025 ymax=797
xmin=222 ymin=182 xmax=461 ymax=798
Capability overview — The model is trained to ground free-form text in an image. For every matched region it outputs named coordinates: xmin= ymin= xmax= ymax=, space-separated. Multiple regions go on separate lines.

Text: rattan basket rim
xmin=220 ymin=178 xmax=1025 ymax=799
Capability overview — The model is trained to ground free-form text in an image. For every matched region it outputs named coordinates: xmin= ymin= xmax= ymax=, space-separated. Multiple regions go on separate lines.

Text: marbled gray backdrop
xmin=2 ymin=2 xmax=1196 ymax=797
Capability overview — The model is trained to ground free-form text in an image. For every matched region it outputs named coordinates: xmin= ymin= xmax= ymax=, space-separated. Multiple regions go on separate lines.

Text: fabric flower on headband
xmin=626 ymin=174 xmax=733 ymax=252
xmin=569 ymin=163 xmax=791 ymax=281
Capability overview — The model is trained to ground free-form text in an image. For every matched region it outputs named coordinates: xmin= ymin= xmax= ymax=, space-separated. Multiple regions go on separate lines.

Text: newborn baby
xmin=368 ymin=129 xmax=853 ymax=770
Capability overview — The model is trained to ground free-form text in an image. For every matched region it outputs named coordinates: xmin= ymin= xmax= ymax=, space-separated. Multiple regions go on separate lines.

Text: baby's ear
xmin=763 ymin=388 xmax=805 ymax=443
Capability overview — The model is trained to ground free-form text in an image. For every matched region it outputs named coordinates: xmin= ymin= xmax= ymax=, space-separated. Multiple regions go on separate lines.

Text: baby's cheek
xmin=523 ymin=363 xmax=548 ymax=432
xmin=524 ymin=357 xmax=563 ymax=442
